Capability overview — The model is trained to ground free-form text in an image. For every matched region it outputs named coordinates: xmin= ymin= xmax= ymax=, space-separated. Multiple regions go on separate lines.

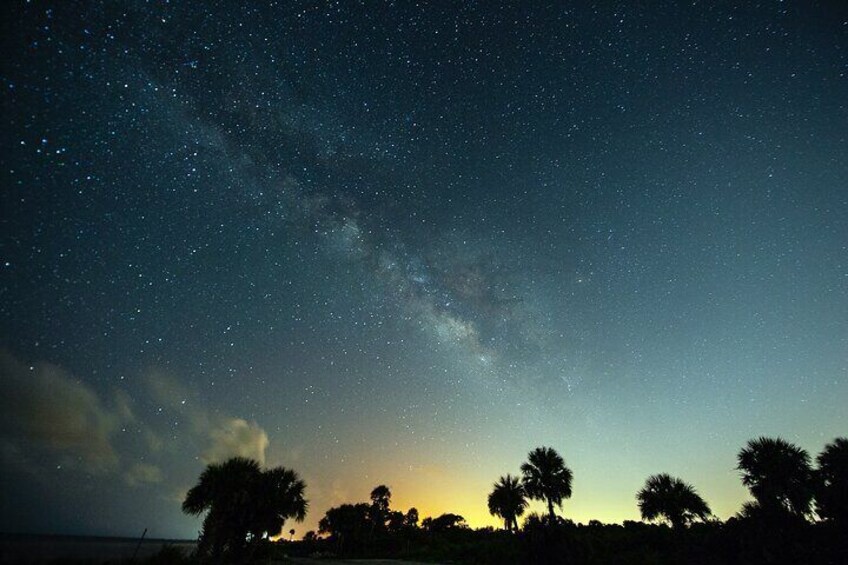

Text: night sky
xmin=2 ymin=1 xmax=847 ymax=539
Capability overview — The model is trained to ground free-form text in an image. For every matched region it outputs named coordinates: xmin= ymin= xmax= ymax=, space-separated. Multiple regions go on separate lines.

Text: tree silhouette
xmin=319 ymin=503 xmax=372 ymax=547
xmin=404 ymin=507 xmax=419 ymax=529
xmin=250 ymin=466 xmax=307 ymax=542
xmin=737 ymin=436 xmax=814 ymax=520
xmin=182 ymin=457 xmax=307 ymax=559
xmin=816 ymin=437 xmax=848 ymax=525
xmin=370 ymin=485 xmax=391 ymax=514
xmin=488 ymin=474 xmax=528 ymax=532
xmin=423 ymin=513 xmax=467 ymax=532
xmin=182 ymin=457 xmax=259 ymax=558
xmin=637 ymin=474 xmax=711 ymax=529
xmin=387 ymin=510 xmax=405 ymax=532
xmin=521 ymin=446 xmax=573 ymax=523
xmin=369 ymin=484 xmax=391 ymax=531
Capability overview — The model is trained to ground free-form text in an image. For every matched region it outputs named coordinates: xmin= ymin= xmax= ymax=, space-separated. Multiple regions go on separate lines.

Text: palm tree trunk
xmin=547 ymin=498 xmax=555 ymax=524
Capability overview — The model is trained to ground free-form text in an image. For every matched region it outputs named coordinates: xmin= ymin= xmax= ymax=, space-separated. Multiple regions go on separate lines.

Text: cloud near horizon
xmin=142 ymin=371 xmax=271 ymax=466
xmin=0 ymin=350 xmax=124 ymax=473
xmin=202 ymin=418 xmax=270 ymax=466
xmin=0 ymin=350 xmax=273 ymax=483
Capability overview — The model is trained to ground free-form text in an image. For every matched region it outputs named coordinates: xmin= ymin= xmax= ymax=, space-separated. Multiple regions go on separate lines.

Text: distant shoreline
xmin=0 ymin=532 xmax=195 ymax=543
xmin=0 ymin=533 xmax=197 ymax=562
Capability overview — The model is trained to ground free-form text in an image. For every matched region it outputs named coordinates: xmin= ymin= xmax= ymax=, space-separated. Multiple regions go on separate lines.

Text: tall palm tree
xmin=816 ymin=437 xmax=848 ymax=525
xmin=520 ymin=446 xmax=573 ymax=523
xmin=737 ymin=436 xmax=814 ymax=520
xmin=488 ymin=474 xmax=528 ymax=532
xmin=637 ymin=474 xmax=711 ymax=529
xmin=182 ymin=457 xmax=308 ymax=558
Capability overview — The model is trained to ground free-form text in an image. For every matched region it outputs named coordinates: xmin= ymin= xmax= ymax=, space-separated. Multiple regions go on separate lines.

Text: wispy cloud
xmin=202 ymin=418 xmax=270 ymax=465
xmin=125 ymin=462 xmax=163 ymax=487
xmin=0 ymin=350 xmax=126 ymax=473
xmin=142 ymin=371 xmax=271 ymax=465
xmin=0 ymin=349 xmax=275 ymax=490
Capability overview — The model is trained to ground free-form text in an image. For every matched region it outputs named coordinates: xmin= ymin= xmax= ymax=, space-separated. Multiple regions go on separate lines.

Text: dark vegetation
xmin=181 ymin=457 xmax=306 ymax=562
xmin=168 ymin=436 xmax=846 ymax=564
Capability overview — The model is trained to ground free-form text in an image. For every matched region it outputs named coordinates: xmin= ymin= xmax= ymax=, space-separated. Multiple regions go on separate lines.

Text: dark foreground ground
xmin=283 ymin=557 xmax=438 ymax=565
xmin=3 ymin=519 xmax=846 ymax=565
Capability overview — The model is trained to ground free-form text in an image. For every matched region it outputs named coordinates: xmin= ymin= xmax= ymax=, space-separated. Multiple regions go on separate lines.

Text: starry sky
xmin=1 ymin=1 xmax=847 ymax=539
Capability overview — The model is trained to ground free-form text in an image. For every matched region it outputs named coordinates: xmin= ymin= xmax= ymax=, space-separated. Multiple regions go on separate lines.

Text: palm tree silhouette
xmin=816 ymin=437 xmax=848 ymax=525
xmin=488 ymin=474 xmax=528 ymax=532
xmin=637 ymin=474 xmax=711 ymax=529
xmin=251 ymin=466 xmax=307 ymax=542
xmin=182 ymin=457 xmax=260 ymax=558
xmin=182 ymin=457 xmax=307 ymax=558
xmin=521 ymin=446 xmax=573 ymax=523
xmin=737 ymin=436 xmax=814 ymax=520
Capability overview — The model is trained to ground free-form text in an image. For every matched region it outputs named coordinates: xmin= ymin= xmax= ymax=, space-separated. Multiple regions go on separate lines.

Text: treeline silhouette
xmin=170 ymin=436 xmax=846 ymax=564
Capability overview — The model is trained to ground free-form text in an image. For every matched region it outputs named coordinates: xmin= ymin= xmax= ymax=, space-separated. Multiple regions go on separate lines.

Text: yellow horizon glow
xmin=275 ymin=461 xmax=752 ymax=540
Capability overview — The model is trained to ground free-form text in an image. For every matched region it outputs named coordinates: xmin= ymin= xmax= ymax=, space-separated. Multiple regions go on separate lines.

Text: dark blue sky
xmin=2 ymin=1 xmax=846 ymax=537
